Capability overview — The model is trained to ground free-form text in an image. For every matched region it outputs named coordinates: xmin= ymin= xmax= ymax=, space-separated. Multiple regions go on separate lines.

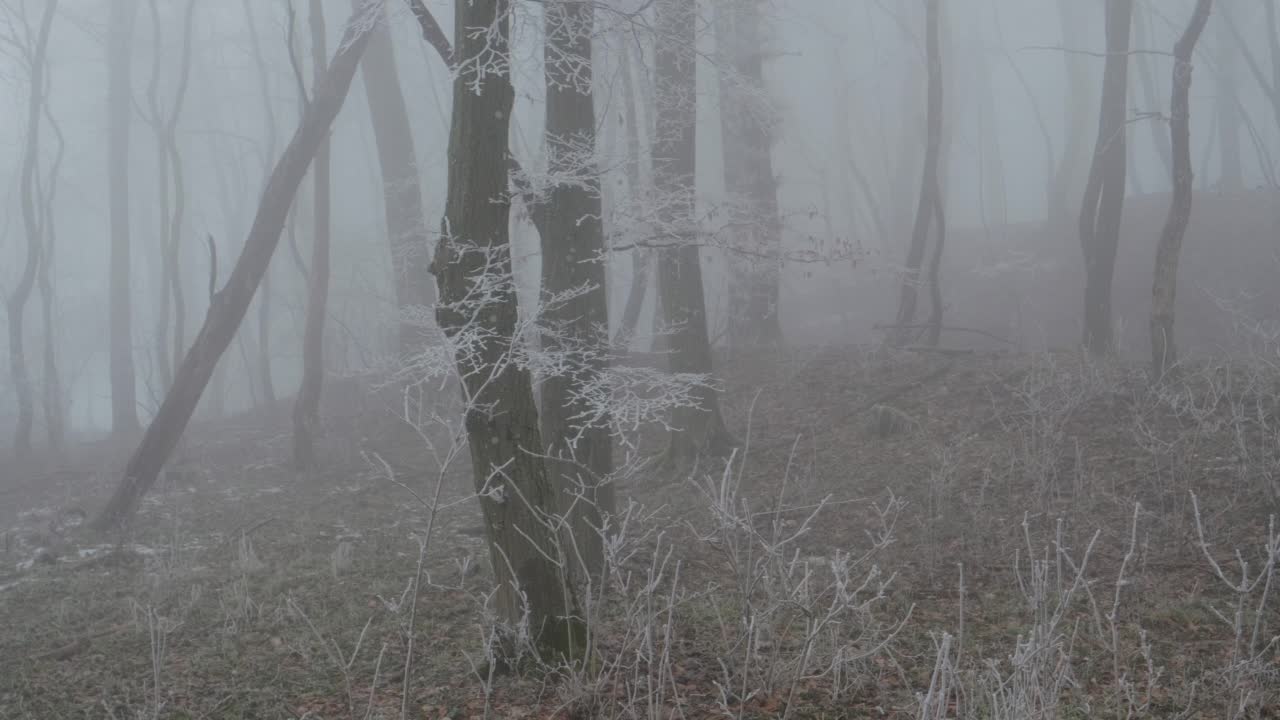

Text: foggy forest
xmin=1 ymin=0 xmax=1279 ymax=716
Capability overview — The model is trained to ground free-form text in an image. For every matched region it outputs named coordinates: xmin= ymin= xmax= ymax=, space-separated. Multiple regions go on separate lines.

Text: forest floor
xmin=1 ymin=345 xmax=1278 ymax=719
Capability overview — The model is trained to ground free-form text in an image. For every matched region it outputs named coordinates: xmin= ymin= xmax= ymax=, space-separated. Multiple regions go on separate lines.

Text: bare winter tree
xmin=1051 ymin=0 xmax=1097 ymax=225
xmin=610 ymin=42 xmax=652 ymax=350
xmin=38 ymin=88 xmax=67 ymax=452
xmin=293 ymin=0 xmax=331 ymax=470
xmin=538 ymin=0 xmax=616 ymax=578
xmin=143 ymin=0 xmax=196 ymax=392
xmin=108 ymin=0 xmax=141 ymax=435
xmin=1215 ymin=3 xmax=1243 ymax=191
xmin=1150 ymin=0 xmax=1213 ymax=378
xmin=424 ymin=0 xmax=584 ymax=658
xmin=5 ymin=0 xmax=56 ymax=459
xmin=354 ymin=0 xmax=433 ymax=356
xmin=715 ymin=0 xmax=784 ymax=350
xmin=93 ymin=0 xmax=380 ymax=532
xmin=892 ymin=0 xmax=944 ymax=348
xmin=1078 ymin=0 xmax=1133 ymax=356
xmin=654 ymin=0 xmax=736 ymax=461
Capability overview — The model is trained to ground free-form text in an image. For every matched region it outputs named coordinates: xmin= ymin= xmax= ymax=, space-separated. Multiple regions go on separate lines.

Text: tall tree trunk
xmin=1151 ymin=0 xmax=1213 ymax=378
xmin=109 ymin=0 xmax=141 ymax=435
xmin=355 ymin=0 xmax=433 ymax=356
xmin=38 ymin=104 xmax=66 ymax=452
xmin=654 ymin=0 xmax=735 ymax=461
xmin=1079 ymin=0 xmax=1134 ymax=356
xmin=893 ymin=0 xmax=943 ymax=347
xmin=1216 ymin=3 xmax=1243 ymax=191
xmin=428 ymin=0 xmax=582 ymax=659
xmin=1051 ymin=0 xmax=1096 ymax=226
xmin=294 ymin=0 xmax=330 ymax=470
xmin=716 ymin=0 xmax=783 ymax=350
xmin=540 ymin=0 xmax=616 ymax=579
xmin=93 ymin=0 xmax=378 ymax=533
xmin=611 ymin=42 xmax=651 ymax=350
xmin=10 ymin=0 xmax=56 ymax=459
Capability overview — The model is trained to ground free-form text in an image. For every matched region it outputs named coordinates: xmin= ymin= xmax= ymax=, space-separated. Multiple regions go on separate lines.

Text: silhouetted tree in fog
xmin=108 ymin=0 xmax=141 ymax=435
xmin=893 ymin=0 xmax=945 ymax=348
xmin=1151 ymin=0 xmax=1213 ymax=378
xmin=354 ymin=0 xmax=433 ymax=356
xmin=654 ymin=0 xmax=736 ymax=461
xmin=294 ymin=0 xmax=331 ymax=470
xmin=1079 ymin=0 xmax=1133 ymax=356
xmin=1215 ymin=3 xmax=1244 ymax=192
xmin=8 ymin=0 xmax=56 ymax=459
xmin=94 ymin=0 xmax=379 ymax=532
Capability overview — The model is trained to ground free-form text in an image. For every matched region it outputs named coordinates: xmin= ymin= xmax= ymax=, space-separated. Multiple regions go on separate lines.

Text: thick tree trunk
xmin=1151 ymin=0 xmax=1212 ymax=378
xmin=654 ymin=0 xmax=735 ymax=462
xmin=93 ymin=0 xmax=377 ymax=532
xmin=356 ymin=0 xmax=433 ymax=356
xmin=540 ymin=0 xmax=616 ymax=579
xmin=1216 ymin=4 xmax=1243 ymax=191
xmin=893 ymin=0 xmax=943 ymax=347
xmin=1079 ymin=0 xmax=1134 ymax=356
xmin=430 ymin=0 xmax=582 ymax=659
xmin=716 ymin=0 xmax=783 ymax=351
xmin=109 ymin=0 xmax=141 ymax=435
xmin=294 ymin=0 xmax=331 ymax=470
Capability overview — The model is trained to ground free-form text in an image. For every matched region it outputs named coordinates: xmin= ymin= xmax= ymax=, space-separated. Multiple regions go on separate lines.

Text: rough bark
xmin=430 ymin=0 xmax=583 ymax=658
xmin=893 ymin=0 xmax=943 ymax=347
xmin=9 ymin=0 xmax=56 ymax=459
xmin=355 ymin=0 xmax=433 ymax=356
xmin=1079 ymin=0 xmax=1134 ymax=356
xmin=294 ymin=0 xmax=331 ymax=470
xmin=715 ymin=0 xmax=783 ymax=350
xmin=1151 ymin=0 xmax=1212 ymax=378
xmin=93 ymin=0 xmax=377 ymax=532
xmin=108 ymin=0 xmax=141 ymax=435
xmin=540 ymin=0 xmax=616 ymax=579
xmin=654 ymin=0 xmax=735 ymax=462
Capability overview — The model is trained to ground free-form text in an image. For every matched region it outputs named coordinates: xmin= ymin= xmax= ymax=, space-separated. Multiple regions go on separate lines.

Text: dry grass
xmin=1 ymin=345 xmax=1277 ymax=718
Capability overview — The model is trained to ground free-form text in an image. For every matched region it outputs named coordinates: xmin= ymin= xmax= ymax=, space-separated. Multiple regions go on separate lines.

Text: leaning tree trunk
xmin=93 ymin=0 xmax=378 ymax=532
xmin=654 ymin=0 xmax=736 ymax=462
xmin=716 ymin=0 xmax=783 ymax=351
xmin=540 ymin=0 xmax=616 ymax=580
xmin=9 ymin=0 xmax=56 ymax=460
xmin=108 ymin=0 xmax=140 ymax=435
xmin=893 ymin=0 xmax=943 ymax=347
xmin=294 ymin=0 xmax=331 ymax=470
xmin=1079 ymin=0 xmax=1134 ymax=356
xmin=355 ymin=0 xmax=433 ymax=356
xmin=1151 ymin=0 xmax=1213 ymax=378
xmin=429 ymin=0 xmax=583 ymax=659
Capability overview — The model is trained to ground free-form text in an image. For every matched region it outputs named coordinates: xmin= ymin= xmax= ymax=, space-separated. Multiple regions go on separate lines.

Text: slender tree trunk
xmin=10 ymin=0 xmax=56 ymax=459
xmin=1151 ymin=0 xmax=1213 ymax=378
xmin=294 ymin=0 xmax=330 ymax=470
xmin=716 ymin=0 xmax=783 ymax=350
xmin=93 ymin=0 xmax=378 ymax=532
xmin=355 ymin=0 xmax=433 ymax=356
xmin=109 ymin=0 xmax=140 ymax=435
xmin=1216 ymin=3 xmax=1243 ymax=191
xmin=539 ymin=0 xmax=616 ymax=579
xmin=893 ymin=0 xmax=943 ymax=347
xmin=1079 ymin=0 xmax=1134 ymax=356
xmin=38 ymin=107 xmax=66 ymax=452
xmin=654 ymin=0 xmax=735 ymax=461
xmin=1051 ymin=0 xmax=1096 ymax=226
xmin=428 ymin=0 xmax=583 ymax=659
xmin=612 ymin=42 xmax=651 ymax=350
